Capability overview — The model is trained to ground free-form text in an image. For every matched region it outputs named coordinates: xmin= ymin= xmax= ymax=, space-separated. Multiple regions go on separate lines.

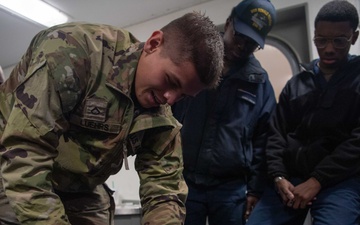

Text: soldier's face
xmin=135 ymin=31 xmax=205 ymax=109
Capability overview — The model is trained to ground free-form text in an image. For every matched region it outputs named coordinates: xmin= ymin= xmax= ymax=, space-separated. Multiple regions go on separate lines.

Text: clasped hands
xmin=275 ymin=177 xmax=321 ymax=209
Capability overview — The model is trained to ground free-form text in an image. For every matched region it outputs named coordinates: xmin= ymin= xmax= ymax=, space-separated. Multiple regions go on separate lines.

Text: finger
xmin=300 ymin=201 xmax=308 ymax=209
xmin=293 ymin=200 xmax=302 ymax=209
xmin=244 ymin=207 xmax=253 ymax=220
xmin=307 ymin=197 xmax=317 ymax=205
xmin=279 ymin=186 xmax=294 ymax=199
xmin=245 ymin=202 xmax=252 ymax=211
xmin=287 ymin=199 xmax=294 ymax=207
xmin=286 ymin=191 xmax=294 ymax=199
xmin=244 ymin=210 xmax=250 ymax=219
xmin=279 ymin=192 xmax=288 ymax=204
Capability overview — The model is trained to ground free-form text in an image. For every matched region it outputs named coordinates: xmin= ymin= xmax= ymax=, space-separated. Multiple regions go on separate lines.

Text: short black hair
xmin=160 ymin=12 xmax=224 ymax=88
xmin=315 ymin=0 xmax=359 ymax=30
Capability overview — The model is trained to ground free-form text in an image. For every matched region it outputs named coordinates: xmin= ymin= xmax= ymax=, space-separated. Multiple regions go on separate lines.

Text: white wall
xmin=125 ymin=0 xmax=360 ymax=57
xmin=3 ymin=66 xmax=14 ymax=78
xmin=4 ymin=0 xmax=359 ymax=78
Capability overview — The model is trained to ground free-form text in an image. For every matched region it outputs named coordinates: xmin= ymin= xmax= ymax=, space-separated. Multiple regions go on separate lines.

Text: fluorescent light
xmin=0 ymin=0 xmax=68 ymax=27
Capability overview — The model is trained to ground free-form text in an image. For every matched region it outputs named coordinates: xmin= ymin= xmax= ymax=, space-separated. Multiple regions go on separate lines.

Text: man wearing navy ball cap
xmin=172 ymin=0 xmax=277 ymax=224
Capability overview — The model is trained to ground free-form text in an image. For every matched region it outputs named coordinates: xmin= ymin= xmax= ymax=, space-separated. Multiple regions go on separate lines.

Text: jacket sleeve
xmin=1 ymin=65 xmax=70 ymax=224
xmin=135 ymin=122 xmax=187 ymax=225
xmin=247 ymin=79 xmax=276 ymax=196
xmin=310 ymin=117 xmax=360 ymax=187
xmin=266 ymin=83 xmax=292 ymax=179
xmin=0 ymin=32 xmax=86 ymax=224
xmin=171 ymin=97 xmax=191 ymax=123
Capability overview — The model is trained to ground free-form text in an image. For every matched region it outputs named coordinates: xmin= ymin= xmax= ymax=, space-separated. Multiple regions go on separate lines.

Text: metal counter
xmin=114 ymin=205 xmax=141 ymax=225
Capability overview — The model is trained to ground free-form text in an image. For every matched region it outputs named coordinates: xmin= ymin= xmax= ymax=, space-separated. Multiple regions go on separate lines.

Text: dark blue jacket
xmin=267 ymin=55 xmax=360 ymax=188
xmin=173 ymin=55 xmax=276 ymax=196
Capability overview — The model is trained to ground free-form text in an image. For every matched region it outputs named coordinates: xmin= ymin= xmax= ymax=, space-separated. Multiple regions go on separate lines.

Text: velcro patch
xmin=84 ymin=98 xmax=108 ymax=122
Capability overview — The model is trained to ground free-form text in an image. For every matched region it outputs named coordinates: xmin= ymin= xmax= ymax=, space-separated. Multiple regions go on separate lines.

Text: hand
xmin=274 ymin=177 xmax=295 ymax=206
xmin=244 ymin=195 xmax=259 ymax=221
xmin=290 ymin=177 xmax=321 ymax=209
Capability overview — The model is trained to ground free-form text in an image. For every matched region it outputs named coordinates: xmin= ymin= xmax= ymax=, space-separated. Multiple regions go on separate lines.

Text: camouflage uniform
xmin=0 ymin=23 xmax=187 ymax=225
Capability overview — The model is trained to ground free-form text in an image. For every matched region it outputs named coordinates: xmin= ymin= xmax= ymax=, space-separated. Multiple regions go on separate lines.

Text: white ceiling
xmin=0 ymin=0 xmax=213 ymax=69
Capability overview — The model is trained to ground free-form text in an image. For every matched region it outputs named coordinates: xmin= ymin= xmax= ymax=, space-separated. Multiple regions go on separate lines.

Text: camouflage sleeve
xmin=0 ymin=29 xmax=86 ymax=224
xmin=135 ymin=125 xmax=188 ymax=225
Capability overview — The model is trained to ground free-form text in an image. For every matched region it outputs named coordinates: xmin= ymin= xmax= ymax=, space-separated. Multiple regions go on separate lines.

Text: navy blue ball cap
xmin=233 ymin=0 xmax=276 ymax=48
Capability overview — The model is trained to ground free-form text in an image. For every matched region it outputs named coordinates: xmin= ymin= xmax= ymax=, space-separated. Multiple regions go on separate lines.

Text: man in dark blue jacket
xmin=247 ymin=1 xmax=360 ymax=225
xmin=172 ymin=0 xmax=276 ymax=224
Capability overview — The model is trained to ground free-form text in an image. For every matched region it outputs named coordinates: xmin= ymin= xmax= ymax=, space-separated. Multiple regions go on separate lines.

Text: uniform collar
xmin=105 ymin=42 xmax=144 ymax=95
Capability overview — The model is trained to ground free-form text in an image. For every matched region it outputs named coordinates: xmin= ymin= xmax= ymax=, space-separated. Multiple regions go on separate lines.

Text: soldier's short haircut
xmin=160 ymin=12 xmax=224 ymax=89
xmin=315 ymin=0 xmax=359 ymax=30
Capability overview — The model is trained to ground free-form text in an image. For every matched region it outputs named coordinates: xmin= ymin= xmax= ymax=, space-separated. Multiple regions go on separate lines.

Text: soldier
xmin=0 ymin=12 xmax=224 ymax=225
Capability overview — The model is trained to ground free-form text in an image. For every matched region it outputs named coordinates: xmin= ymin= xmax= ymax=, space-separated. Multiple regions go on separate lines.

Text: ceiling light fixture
xmin=0 ymin=0 xmax=68 ymax=27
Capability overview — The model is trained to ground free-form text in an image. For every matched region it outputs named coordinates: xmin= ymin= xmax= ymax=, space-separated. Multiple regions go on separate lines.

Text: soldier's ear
xmin=144 ymin=30 xmax=164 ymax=54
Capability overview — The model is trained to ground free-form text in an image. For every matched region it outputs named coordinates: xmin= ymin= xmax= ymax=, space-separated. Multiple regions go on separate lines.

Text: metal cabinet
xmin=114 ymin=206 xmax=141 ymax=225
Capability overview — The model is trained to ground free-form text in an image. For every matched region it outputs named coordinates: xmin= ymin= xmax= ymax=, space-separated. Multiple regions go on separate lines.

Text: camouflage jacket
xmin=0 ymin=23 xmax=186 ymax=225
